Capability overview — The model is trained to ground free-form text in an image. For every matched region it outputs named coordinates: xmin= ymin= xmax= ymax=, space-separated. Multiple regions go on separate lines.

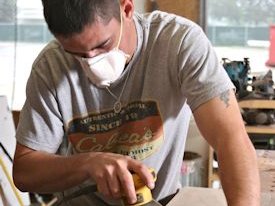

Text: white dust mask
xmin=82 ymin=12 xmax=130 ymax=88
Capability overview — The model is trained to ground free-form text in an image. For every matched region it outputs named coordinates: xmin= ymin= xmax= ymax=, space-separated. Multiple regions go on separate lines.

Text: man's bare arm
xmin=13 ymin=143 xmax=154 ymax=204
xmin=193 ymin=89 xmax=260 ymax=206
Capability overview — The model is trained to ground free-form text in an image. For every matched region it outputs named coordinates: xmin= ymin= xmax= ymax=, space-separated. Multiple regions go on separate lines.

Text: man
xmin=12 ymin=0 xmax=260 ymax=205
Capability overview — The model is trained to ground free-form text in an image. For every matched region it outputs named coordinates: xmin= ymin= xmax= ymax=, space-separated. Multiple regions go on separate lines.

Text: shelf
xmin=239 ymin=99 xmax=275 ymax=135
xmin=239 ymin=100 xmax=275 ymax=109
xmin=245 ymin=125 xmax=275 ymax=134
xmin=208 ymin=147 xmax=220 ymax=187
xmin=209 ymin=170 xmax=219 ymax=182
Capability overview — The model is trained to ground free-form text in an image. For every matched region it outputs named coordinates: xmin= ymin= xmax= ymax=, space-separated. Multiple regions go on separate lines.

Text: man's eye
xmin=100 ymin=41 xmax=111 ymax=49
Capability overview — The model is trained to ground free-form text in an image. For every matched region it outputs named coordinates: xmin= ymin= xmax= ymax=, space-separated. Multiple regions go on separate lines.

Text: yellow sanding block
xmin=123 ymin=169 xmax=162 ymax=206
xmin=54 ymin=168 xmax=162 ymax=206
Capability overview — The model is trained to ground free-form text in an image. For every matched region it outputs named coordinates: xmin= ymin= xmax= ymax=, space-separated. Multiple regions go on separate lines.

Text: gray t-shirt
xmin=16 ymin=11 xmax=234 ymax=205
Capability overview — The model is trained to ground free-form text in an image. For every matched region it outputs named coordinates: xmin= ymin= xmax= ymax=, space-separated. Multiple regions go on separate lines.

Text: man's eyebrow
xmin=64 ymin=38 xmax=110 ymax=55
xmin=91 ymin=38 xmax=110 ymax=50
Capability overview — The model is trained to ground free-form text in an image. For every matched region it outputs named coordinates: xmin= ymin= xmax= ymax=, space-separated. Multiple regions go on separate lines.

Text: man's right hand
xmin=84 ymin=152 xmax=155 ymax=204
xmin=13 ymin=143 xmax=155 ymax=205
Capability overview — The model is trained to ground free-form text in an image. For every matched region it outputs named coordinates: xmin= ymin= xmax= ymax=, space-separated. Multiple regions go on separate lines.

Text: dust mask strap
xmin=115 ymin=8 xmax=124 ymax=50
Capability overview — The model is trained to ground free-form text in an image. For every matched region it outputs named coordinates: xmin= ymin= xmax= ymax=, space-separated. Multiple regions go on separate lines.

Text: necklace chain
xmin=105 ymin=69 xmax=131 ymax=113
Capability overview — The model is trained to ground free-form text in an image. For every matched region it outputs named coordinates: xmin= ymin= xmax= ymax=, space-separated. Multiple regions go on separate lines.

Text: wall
xmin=133 ymin=0 xmax=146 ymax=13
xmin=156 ymin=0 xmax=206 ymax=29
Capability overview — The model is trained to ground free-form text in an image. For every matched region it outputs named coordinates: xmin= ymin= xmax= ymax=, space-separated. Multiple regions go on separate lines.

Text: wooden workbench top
xmin=168 ymin=150 xmax=275 ymax=206
xmin=167 ymin=187 xmax=274 ymax=206
xmin=257 ymin=150 xmax=275 ymax=194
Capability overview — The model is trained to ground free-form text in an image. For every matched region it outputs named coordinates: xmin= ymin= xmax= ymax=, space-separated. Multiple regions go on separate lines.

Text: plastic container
xmin=180 ymin=151 xmax=204 ymax=187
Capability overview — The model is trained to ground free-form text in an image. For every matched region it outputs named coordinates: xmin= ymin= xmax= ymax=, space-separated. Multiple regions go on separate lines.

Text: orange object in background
xmin=266 ymin=25 xmax=275 ymax=67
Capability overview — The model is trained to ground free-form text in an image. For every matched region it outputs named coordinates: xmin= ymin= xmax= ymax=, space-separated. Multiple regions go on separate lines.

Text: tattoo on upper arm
xmin=219 ymin=90 xmax=230 ymax=108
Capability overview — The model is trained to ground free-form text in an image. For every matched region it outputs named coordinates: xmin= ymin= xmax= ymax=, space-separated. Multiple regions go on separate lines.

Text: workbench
xmin=176 ymin=149 xmax=275 ymax=205
xmin=257 ymin=149 xmax=275 ymax=194
xmin=167 ymin=187 xmax=274 ymax=206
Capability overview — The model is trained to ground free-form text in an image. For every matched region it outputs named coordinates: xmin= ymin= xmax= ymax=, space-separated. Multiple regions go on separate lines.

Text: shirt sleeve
xmin=178 ymin=24 xmax=235 ymax=111
xmin=16 ymin=68 xmax=64 ymax=153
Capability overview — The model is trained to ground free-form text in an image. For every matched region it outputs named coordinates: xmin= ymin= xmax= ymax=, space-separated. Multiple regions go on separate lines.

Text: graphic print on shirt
xmin=67 ymin=101 xmax=163 ymax=160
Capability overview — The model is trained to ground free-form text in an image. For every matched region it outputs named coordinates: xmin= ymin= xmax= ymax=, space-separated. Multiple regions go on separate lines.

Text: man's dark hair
xmin=42 ymin=0 xmax=121 ymax=38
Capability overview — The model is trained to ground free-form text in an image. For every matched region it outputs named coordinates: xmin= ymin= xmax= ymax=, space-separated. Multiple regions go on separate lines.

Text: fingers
xmin=97 ymin=166 xmax=139 ymax=204
xmin=88 ymin=153 xmax=155 ymax=204
xmin=96 ymin=167 xmax=122 ymax=199
xmin=128 ymin=161 xmax=155 ymax=190
xmin=119 ymin=158 xmax=156 ymax=204
xmin=117 ymin=168 xmax=137 ymax=204
xmin=107 ymin=173 xmax=122 ymax=199
xmin=97 ymin=175 xmax=112 ymax=198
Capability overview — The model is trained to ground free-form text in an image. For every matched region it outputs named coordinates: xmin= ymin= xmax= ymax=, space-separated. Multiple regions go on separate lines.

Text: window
xmin=0 ymin=0 xmax=52 ymax=110
xmin=207 ymin=0 xmax=275 ymax=74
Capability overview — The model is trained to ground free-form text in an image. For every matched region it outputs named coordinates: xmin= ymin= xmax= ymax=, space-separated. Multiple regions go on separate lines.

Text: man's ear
xmin=120 ymin=0 xmax=134 ymax=20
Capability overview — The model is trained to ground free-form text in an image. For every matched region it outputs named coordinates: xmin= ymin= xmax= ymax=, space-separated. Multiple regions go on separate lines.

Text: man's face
xmin=57 ymin=17 xmax=122 ymax=58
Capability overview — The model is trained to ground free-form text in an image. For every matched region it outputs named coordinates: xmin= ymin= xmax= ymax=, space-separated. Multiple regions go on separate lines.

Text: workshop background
xmin=1 ymin=0 xmax=275 ymax=205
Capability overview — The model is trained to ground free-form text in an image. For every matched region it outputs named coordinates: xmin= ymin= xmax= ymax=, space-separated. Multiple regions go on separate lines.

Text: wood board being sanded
xmin=0 ymin=96 xmax=30 ymax=206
